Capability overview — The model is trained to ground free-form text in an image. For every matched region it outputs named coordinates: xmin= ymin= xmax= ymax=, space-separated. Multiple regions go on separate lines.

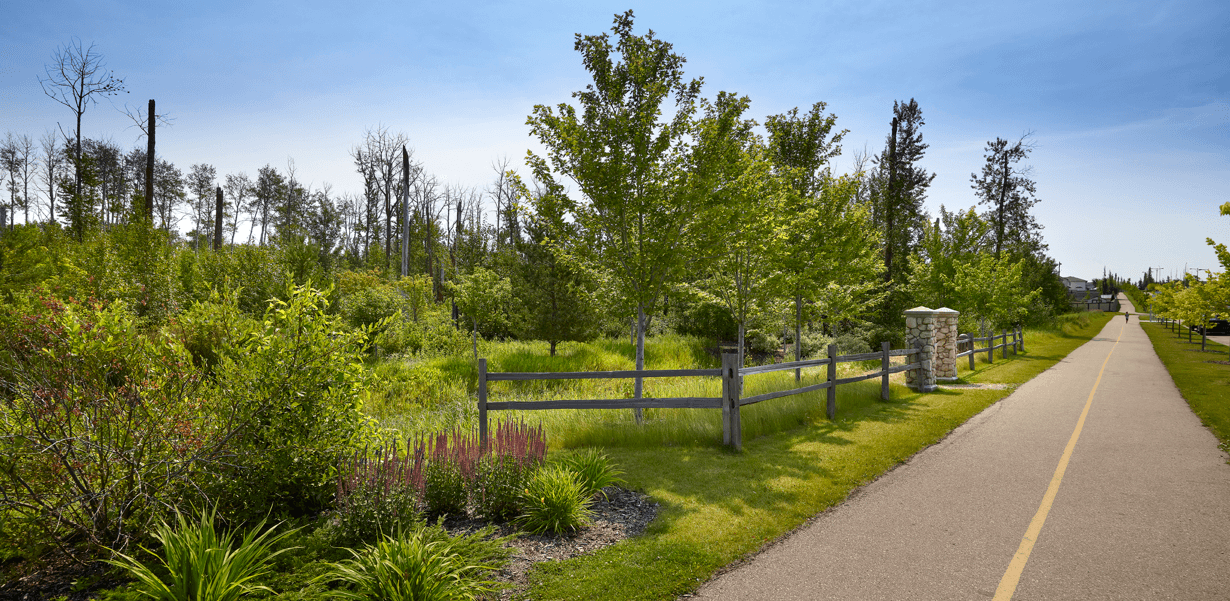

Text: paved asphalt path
xmin=694 ymin=295 xmax=1230 ymax=600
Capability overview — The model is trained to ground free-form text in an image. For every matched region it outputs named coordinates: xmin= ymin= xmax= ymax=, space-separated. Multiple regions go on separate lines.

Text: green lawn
xmin=524 ymin=312 xmax=1114 ymax=600
xmin=1141 ymin=321 xmax=1230 ymax=453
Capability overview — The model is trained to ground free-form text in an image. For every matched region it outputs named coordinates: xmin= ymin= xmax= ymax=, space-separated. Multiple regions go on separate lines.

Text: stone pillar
xmin=904 ymin=306 xmax=937 ymax=392
xmin=933 ymin=307 xmax=960 ymax=381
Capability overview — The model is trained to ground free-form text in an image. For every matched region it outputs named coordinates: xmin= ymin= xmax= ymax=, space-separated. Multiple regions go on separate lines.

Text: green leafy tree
xmin=449 ymin=268 xmax=513 ymax=361
xmin=945 ymin=253 xmax=1039 ymax=336
xmin=513 ymin=178 xmax=599 ymax=357
xmin=690 ymin=92 xmax=784 ymax=366
xmin=526 ymin=10 xmax=704 ymax=404
xmin=909 ymin=206 xmax=992 ymax=309
xmin=765 ymin=101 xmax=883 ymax=364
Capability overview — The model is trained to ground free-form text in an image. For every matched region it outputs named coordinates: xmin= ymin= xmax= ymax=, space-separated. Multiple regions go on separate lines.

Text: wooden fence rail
xmin=956 ymin=327 xmax=1023 ymax=371
xmin=478 ymin=341 xmax=925 ymax=451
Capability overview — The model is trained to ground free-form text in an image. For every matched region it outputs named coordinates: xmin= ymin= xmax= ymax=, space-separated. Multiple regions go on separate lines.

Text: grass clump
xmin=559 ymin=448 xmax=625 ymax=500
xmin=105 ymin=507 xmax=296 ymax=601
xmin=322 ymin=528 xmax=500 ymax=601
xmin=517 ymin=466 xmax=594 ymax=535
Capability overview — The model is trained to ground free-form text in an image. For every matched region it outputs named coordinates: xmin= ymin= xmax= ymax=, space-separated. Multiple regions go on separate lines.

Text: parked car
xmin=1194 ymin=318 xmax=1230 ymax=335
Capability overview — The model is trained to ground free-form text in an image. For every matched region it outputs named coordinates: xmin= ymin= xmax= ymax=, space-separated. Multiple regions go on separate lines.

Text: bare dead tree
xmin=39 ymin=38 xmax=127 ymax=203
xmin=121 ymin=100 xmax=172 ymax=220
xmin=39 ymin=130 xmax=63 ymax=223
xmin=223 ymin=172 xmax=253 ymax=245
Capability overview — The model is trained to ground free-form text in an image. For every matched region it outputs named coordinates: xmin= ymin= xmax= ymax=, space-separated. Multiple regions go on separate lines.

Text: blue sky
xmin=2 ymin=0 xmax=1227 ymax=283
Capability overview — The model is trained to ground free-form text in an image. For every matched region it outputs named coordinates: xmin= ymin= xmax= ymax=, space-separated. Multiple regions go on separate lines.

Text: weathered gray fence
xmin=478 ymin=342 xmax=923 ymax=451
xmin=956 ymin=326 xmax=1023 ymax=371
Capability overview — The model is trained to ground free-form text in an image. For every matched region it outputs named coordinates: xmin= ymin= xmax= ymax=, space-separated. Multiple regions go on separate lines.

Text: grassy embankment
xmin=364 ymin=312 xmax=1111 ymax=600
xmin=1140 ymin=321 xmax=1230 ymax=453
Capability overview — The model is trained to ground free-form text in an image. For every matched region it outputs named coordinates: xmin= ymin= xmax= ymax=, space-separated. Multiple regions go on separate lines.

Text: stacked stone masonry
xmin=904 ymin=306 xmax=960 ymax=392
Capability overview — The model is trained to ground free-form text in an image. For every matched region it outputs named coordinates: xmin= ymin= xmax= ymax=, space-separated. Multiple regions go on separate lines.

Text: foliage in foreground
xmin=517 ymin=466 xmax=594 ymax=535
xmin=322 ymin=529 xmax=500 ymax=601
xmin=105 ymin=507 xmax=295 ymax=601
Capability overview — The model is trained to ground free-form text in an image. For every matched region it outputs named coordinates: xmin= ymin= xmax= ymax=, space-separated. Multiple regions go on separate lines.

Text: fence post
xmin=478 ymin=358 xmax=488 ymax=449
xmin=1001 ymin=329 xmax=1008 ymax=360
xmin=967 ymin=334 xmax=976 ymax=371
xmin=881 ymin=340 xmax=891 ymax=401
xmin=721 ymin=352 xmax=741 ymax=450
xmin=986 ymin=331 xmax=994 ymax=364
xmin=826 ymin=344 xmax=837 ymax=419
xmin=1019 ymin=326 xmax=1025 ymax=352
xmin=1012 ymin=327 xmax=1018 ymax=355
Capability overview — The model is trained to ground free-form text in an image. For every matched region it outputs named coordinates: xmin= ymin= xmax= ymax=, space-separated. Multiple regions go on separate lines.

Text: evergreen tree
xmin=868 ymin=99 xmax=934 ymax=321
xmin=971 ymin=135 xmax=1040 ymax=258
xmin=513 ymin=179 xmax=598 ymax=356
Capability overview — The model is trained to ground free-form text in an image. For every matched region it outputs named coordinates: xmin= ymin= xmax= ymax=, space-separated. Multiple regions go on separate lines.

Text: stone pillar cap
xmin=904 ymin=306 xmax=935 ymax=316
xmin=934 ymin=307 xmax=959 ymax=315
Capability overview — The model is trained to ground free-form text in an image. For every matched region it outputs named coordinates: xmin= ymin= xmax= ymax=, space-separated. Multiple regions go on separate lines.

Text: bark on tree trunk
xmin=795 ymin=294 xmax=802 ymax=381
xmin=145 ymin=99 xmax=155 ymax=220
xmin=634 ymin=305 xmax=645 ymax=425
xmin=213 ymin=186 xmax=223 ymax=250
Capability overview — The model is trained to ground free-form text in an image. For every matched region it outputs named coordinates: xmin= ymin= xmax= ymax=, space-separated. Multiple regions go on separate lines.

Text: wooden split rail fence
xmin=478 ymin=342 xmax=922 ymax=451
xmin=956 ymin=326 xmax=1024 ymax=371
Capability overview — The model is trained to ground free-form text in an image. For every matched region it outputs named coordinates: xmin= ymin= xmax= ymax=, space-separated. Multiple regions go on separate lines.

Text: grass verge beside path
xmin=1141 ymin=322 xmax=1230 ymax=453
xmin=526 ymin=312 xmax=1113 ymax=600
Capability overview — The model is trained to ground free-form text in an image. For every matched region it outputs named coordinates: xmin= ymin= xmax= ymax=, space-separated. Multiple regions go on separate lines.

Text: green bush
xmin=744 ymin=329 xmax=780 ymax=356
xmin=328 ymin=481 xmax=422 ymax=548
xmin=669 ymin=296 xmax=737 ymax=341
xmin=473 ymin=455 xmax=530 ymax=522
xmin=559 ymin=449 xmax=624 ymax=500
xmin=322 ymin=529 xmax=500 ymax=601
xmin=516 ymin=466 xmax=593 ymax=535
xmin=423 ymin=462 xmax=468 ymax=519
xmin=169 ymin=290 xmax=256 ymax=374
xmin=105 ymin=507 xmax=295 ymax=601
xmin=0 ymin=296 xmax=216 ymax=554
xmin=207 ymin=284 xmax=373 ymax=521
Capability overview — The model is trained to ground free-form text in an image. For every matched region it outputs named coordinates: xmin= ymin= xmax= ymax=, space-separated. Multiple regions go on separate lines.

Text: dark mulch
xmin=442 ymin=485 xmax=658 ymax=600
xmin=0 ymin=485 xmax=659 ymax=601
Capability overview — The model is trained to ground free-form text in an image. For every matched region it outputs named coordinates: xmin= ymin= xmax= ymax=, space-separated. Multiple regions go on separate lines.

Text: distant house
xmin=1061 ymin=276 xmax=1090 ymax=293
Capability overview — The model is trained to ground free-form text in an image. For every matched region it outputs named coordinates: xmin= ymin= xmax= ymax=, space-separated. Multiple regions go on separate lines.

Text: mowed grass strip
xmin=1141 ymin=322 xmax=1230 ymax=452
xmin=525 ymin=312 xmax=1114 ymax=600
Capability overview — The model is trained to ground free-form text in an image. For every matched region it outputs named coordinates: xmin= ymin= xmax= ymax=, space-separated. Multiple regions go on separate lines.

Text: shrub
xmin=322 ymin=529 xmax=499 ymax=601
xmin=517 ymin=466 xmax=593 ymax=535
xmin=473 ymin=421 xmax=547 ymax=521
xmin=744 ymin=329 xmax=780 ymax=356
xmin=0 ymin=297 xmax=219 ymax=554
xmin=331 ymin=443 xmax=426 ymax=546
xmin=560 ymin=448 xmax=624 ymax=500
xmin=422 ymin=430 xmax=480 ymax=519
xmin=105 ymin=507 xmax=295 ymax=601
xmin=207 ymin=284 xmax=373 ymax=521
xmin=169 ymin=290 xmax=256 ymax=374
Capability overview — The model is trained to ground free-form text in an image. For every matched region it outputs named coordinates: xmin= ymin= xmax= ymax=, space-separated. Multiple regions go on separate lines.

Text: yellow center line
xmin=993 ymin=323 xmax=1126 ymax=600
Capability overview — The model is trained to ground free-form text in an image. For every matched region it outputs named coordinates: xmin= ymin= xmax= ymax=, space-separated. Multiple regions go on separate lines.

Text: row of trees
xmin=6 ymin=19 xmax=1067 ymax=369
xmin=1146 ymin=204 xmax=1230 ymax=350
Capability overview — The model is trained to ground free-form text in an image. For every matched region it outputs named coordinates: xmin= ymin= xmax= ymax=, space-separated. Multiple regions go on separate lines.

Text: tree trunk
xmin=996 ymin=150 xmax=1008 ymax=258
xmin=213 ymin=186 xmax=223 ymax=250
xmin=795 ymin=294 xmax=803 ymax=381
xmin=550 ymin=340 xmax=557 ymax=357
xmin=145 ymin=99 xmax=154 ymax=220
xmin=401 ymin=147 xmax=410 ymax=278
xmin=738 ymin=321 xmax=746 ymax=393
xmin=634 ymin=305 xmax=645 ymax=425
